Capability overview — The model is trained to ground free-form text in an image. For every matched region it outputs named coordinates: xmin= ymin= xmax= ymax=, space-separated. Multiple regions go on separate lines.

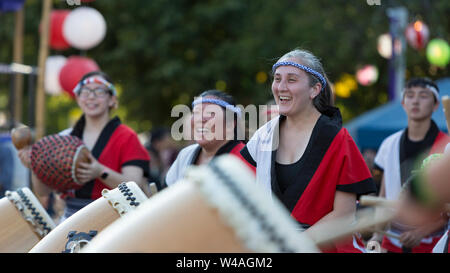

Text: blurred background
xmin=0 ymin=0 xmax=448 ymax=141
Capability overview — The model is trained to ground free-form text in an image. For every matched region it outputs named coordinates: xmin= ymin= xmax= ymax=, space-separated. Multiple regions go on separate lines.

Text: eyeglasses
xmin=78 ymin=87 xmax=110 ymax=98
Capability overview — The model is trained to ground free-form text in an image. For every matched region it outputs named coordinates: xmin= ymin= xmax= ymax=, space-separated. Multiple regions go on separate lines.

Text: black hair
xmin=405 ymin=77 xmax=439 ymax=102
xmin=150 ymin=127 xmax=170 ymax=143
xmin=198 ymin=89 xmax=237 ymax=106
xmin=405 ymin=77 xmax=439 ymax=92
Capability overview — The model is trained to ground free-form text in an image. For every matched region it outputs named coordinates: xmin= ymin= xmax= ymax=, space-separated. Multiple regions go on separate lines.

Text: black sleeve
xmin=239 ymin=146 xmax=257 ymax=167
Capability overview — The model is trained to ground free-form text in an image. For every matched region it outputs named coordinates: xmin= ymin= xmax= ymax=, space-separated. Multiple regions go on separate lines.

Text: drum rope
xmin=6 ymin=189 xmax=53 ymax=238
xmin=208 ymin=161 xmax=296 ymax=253
xmin=117 ymin=182 xmax=141 ymax=207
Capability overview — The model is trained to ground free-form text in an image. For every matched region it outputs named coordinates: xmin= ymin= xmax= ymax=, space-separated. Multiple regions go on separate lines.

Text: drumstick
xmin=442 ymin=96 xmax=450 ymax=133
xmin=360 ymin=195 xmax=450 ymax=212
xmin=373 ymin=230 xmax=402 ymax=240
xmin=10 ymin=125 xmax=32 ymax=150
xmin=360 ymin=195 xmax=397 ymax=208
xmin=149 ymin=182 xmax=158 ymax=196
xmin=304 ymin=208 xmax=394 ymax=247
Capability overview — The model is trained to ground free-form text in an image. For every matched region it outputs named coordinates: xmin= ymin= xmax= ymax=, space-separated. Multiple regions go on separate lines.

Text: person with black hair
xmin=239 ymin=49 xmax=376 ymax=253
xmin=369 ymin=77 xmax=450 ymax=253
xmin=18 ymin=71 xmax=150 ymax=221
xmin=165 ymin=90 xmax=255 ymax=187
xmin=146 ymin=127 xmax=178 ymax=190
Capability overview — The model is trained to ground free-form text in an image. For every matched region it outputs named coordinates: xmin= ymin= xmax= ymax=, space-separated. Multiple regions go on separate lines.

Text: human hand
xmin=399 ymin=229 xmax=425 ymax=248
xmin=17 ymin=147 xmax=31 ymax=169
xmin=75 ymin=152 xmax=103 ymax=184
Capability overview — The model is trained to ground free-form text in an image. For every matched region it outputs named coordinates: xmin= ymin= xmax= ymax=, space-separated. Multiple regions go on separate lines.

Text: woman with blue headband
xmin=240 ymin=49 xmax=376 ymax=252
xmin=165 ymin=90 xmax=255 ymax=187
xmin=19 ymin=71 xmax=151 ymax=221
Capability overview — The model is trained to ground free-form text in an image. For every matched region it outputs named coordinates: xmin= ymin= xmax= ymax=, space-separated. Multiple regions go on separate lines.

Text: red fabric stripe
xmin=291 ymin=128 xmax=372 ymax=226
xmin=229 ymin=142 xmax=256 ymax=175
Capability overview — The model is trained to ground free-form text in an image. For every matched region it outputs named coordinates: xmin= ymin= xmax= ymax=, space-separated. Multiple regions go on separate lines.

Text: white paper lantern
xmin=62 ymin=7 xmax=106 ymax=50
xmin=45 ymin=55 xmax=67 ymax=95
xmin=377 ymin=33 xmax=402 ymax=59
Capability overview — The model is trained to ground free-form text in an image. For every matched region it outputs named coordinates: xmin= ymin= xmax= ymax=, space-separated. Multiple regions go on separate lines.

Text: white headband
xmin=402 ymin=85 xmax=440 ymax=102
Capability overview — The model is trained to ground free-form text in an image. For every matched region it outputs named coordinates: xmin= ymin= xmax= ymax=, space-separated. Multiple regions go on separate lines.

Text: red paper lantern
xmin=405 ymin=20 xmax=429 ymax=50
xmin=59 ymin=56 xmax=100 ymax=98
xmin=49 ymin=10 xmax=71 ymax=50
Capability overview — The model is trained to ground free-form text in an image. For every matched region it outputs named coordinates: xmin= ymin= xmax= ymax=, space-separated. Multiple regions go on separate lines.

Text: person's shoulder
xmin=178 ymin=143 xmax=200 ymax=156
xmin=251 ymin=115 xmax=280 ymax=139
xmin=116 ymin=123 xmax=137 ymax=135
xmin=380 ymin=130 xmax=404 ymax=146
xmin=58 ymin=128 xmax=73 ymax=136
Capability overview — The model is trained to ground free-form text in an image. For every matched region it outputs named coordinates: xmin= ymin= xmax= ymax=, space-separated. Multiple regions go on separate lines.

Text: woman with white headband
xmin=165 ymin=90 xmax=255 ymax=187
xmin=240 ymin=49 xmax=376 ymax=252
xmin=19 ymin=71 xmax=150 ymax=220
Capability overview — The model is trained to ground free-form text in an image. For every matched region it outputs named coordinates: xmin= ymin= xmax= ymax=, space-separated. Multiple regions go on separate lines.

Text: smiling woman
xmin=240 ymin=48 xmax=377 ymax=253
xmin=17 ymin=71 xmax=151 ymax=221
xmin=165 ymin=90 xmax=255 ymax=188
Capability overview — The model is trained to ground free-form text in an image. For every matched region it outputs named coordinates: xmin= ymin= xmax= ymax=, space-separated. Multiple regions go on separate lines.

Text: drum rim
xmin=101 ymin=181 xmax=148 ymax=217
xmin=5 ymin=187 xmax=56 ymax=238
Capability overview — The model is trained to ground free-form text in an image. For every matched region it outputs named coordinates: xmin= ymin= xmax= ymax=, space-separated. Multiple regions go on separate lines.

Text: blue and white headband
xmin=73 ymin=76 xmax=117 ymax=96
xmin=192 ymin=98 xmax=242 ymax=118
xmin=272 ymin=61 xmax=327 ymax=91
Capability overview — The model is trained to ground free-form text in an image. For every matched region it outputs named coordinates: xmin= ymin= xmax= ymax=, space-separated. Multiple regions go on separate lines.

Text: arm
xmin=17 ymin=147 xmax=52 ymax=207
xmin=368 ymin=173 xmax=389 ymax=243
xmin=304 ymin=190 xmax=357 ymax=248
xmin=76 ymin=153 xmax=147 ymax=192
xmin=309 ymin=190 xmax=357 ymax=226
xmin=31 ymin=172 xmax=52 ymax=209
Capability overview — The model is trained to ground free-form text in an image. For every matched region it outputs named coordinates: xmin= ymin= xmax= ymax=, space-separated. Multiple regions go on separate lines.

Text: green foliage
xmin=0 ymin=0 xmax=448 ymax=134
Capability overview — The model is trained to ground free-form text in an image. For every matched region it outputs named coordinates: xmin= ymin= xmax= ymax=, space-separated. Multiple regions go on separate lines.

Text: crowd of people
xmin=2 ymin=48 xmax=449 ymax=253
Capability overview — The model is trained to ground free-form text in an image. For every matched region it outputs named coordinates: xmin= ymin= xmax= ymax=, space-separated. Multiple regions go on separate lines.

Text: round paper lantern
xmin=377 ymin=33 xmax=402 ymax=59
xmin=405 ymin=20 xmax=429 ymax=50
xmin=426 ymin=39 xmax=450 ymax=68
xmin=45 ymin=55 xmax=67 ymax=95
xmin=49 ymin=10 xmax=71 ymax=50
xmin=356 ymin=65 xmax=379 ymax=86
xmin=59 ymin=56 xmax=100 ymax=98
xmin=62 ymin=7 xmax=106 ymax=50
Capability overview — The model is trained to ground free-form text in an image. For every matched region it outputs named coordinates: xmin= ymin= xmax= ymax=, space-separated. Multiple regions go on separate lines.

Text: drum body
xmin=0 ymin=188 xmax=55 ymax=253
xmin=83 ymin=155 xmax=319 ymax=253
xmin=29 ymin=181 xmax=147 ymax=253
xmin=30 ymin=134 xmax=90 ymax=193
xmin=87 ymin=182 xmax=249 ymax=253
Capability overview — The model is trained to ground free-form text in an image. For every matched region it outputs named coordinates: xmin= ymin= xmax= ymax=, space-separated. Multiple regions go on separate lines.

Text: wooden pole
xmin=13 ymin=7 xmax=25 ymax=124
xmin=35 ymin=0 xmax=52 ymax=139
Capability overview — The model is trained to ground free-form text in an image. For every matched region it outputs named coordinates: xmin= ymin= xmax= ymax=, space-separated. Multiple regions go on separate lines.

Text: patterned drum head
xmin=30 ymin=134 xmax=90 ymax=193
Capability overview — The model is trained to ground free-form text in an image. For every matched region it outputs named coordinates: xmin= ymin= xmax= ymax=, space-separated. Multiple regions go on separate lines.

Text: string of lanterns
xmin=44 ymin=3 xmax=106 ymax=98
xmin=338 ymin=19 xmax=449 ymax=98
